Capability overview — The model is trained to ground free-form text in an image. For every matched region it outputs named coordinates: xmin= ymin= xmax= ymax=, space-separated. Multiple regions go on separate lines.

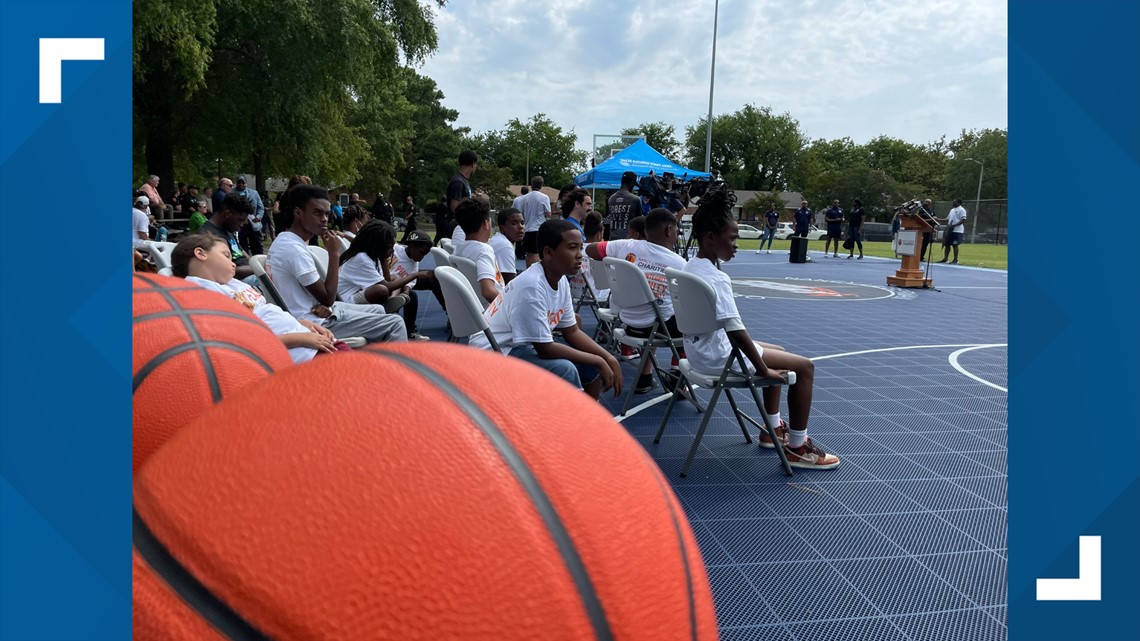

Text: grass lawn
xmin=386 ymin=223 xmax=1008 ymax=270
xmin=734 ymin=238 xmax=1008 ymax=270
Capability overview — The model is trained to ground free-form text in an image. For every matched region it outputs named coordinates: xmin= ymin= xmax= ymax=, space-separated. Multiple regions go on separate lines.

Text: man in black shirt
xmin=445 ymin=150 xmax=477 ymax=238
xmin=846 ymin=199 xmax=865 ymax=259
xmin=605 ymin=171 xmax=641 ymax=241
xmin=199 ymin=192 xmax=258 ymax=284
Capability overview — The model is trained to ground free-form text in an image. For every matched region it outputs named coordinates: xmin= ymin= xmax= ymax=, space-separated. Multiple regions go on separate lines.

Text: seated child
xmin=685 ymin=188 xmax=839 ymax=469
xmin=337 ymin=220 xmax=410 ymax=314
xmin=489 ymin=207 xmax=525 ymax=285
xmin=469 ymin=219 xmax=622 ymax=400
xmin=386 ymin=230 xmax=444 ymax=341
xmin=171 ymin=233 xmax=342 ymax=364
xmin=452 ymin=197 xmax=504 ymax=306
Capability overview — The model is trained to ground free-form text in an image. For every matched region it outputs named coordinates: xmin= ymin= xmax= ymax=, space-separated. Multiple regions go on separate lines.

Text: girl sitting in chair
xmin=686 ymin=188 xmax=840 ymax=469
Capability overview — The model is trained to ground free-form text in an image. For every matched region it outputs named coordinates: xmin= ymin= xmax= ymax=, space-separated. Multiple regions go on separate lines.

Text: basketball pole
xmin=703 ymin=0 xmax=719 ymax=173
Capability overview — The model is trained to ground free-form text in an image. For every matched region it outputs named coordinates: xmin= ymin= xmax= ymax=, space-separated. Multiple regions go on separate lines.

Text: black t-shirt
xmin=825 ymin=207 xmax=844 ymax=233
xmin=847 ymin=208 xmax=865 ymax=230
xmin=606 ymin=188 xmax=640 ymax=239
xmin=200 ymin=220 xmax=250 ymax=267
xmin=446 ymin=173 xmax=472 ymax=211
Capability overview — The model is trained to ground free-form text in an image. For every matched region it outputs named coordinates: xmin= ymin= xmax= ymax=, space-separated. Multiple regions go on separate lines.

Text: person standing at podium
xmin=916 ymin=199 xmax=938 ymax=261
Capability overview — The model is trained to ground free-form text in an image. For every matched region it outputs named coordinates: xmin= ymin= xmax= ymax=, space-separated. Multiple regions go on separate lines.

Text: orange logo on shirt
xmin=625 ymin=253 xmax=637 ymax=263
xmin=547 ymin=310 xmax=564 ymax=326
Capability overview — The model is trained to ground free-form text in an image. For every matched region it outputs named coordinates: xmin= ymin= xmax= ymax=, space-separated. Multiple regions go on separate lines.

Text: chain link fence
xmin=931 ymin=199 xmax=1007 ymax=245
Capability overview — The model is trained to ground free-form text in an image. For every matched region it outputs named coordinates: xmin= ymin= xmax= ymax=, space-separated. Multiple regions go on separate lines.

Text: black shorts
xmin=523 ymin=231 xmax=540 ymax=254
xmin=943 ymin=231 xmax=962 ymax=247
xmin=826 ymin=230 xmax=842 ymax=239
xmin=625 ymin=315 xmax=682 ymax=340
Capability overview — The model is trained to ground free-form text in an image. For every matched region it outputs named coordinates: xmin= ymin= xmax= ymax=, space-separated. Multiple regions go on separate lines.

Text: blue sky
xmin=418 ymin=0 xmax=1007 ymax=153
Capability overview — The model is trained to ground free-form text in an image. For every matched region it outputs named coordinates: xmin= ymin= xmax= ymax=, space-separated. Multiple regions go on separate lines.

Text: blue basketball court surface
xmin=421 ymin=246 xmax=1008 ymax=641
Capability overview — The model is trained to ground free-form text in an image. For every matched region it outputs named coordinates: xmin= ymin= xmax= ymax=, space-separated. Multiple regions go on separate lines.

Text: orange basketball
xmin=132 ymin=273 xmax=292 ymax=473
xmin=133 ymin=343 xmax=718 ymax=640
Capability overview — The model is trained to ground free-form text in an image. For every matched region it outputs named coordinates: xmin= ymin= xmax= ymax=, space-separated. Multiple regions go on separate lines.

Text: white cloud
xmin=419 ymin=0 xmax=1007 ymax=154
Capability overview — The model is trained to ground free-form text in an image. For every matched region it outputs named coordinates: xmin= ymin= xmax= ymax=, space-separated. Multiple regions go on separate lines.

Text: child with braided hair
xmin=684 ymin=187 xmax=840 ymax=469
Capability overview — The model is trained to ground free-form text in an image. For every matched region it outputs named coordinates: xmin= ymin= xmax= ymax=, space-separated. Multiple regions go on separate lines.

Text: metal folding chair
xmin=601 ymin=257 xmax=702 ymax=416
xmin=449 ymin=254 xmax=486 ymax=309
xmin=249 ymin=254 xmax=364 ymax=348
xmin=655 ymin=267 xmax=795 ymax=478
xmin=584 ymin=257 xmax=619 ymax=352
xmin=439 ymin=237 xmax=455 ymax=255
xmin=435 ymin=266 xmax=501 ymax=352
xmin=139 ymin=241 xmax=177 ymax=270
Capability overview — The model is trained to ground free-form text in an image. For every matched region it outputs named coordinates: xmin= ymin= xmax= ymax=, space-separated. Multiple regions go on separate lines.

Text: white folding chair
xmin=586 ymin=257 xmax=619 ymax=350
xmin=307 ymin=245 xmax=330 ymax=281
xmin=338 ymin=236 xmax=351 ymax=253
xmin=435 ymin=266 xmax=501 ymax=352
xmin=140 ymin=241 xmax=177 ymax=270
xmin=157 ymin=267 xmax=173 ymax=277
xmin=602 ymin=257 xmax=702 ymax=416
xmin=429 ymin=247 xmax=452 ymax=271
xmin=656 ymin=267 xmax=795 ymax=478
xmin=439 ymin=237 xmax=455 ymax=255
xmin=250 ymin=255 xmax=365 ymax=348
xmin=449 ymin=254 xmax=486 ymax=309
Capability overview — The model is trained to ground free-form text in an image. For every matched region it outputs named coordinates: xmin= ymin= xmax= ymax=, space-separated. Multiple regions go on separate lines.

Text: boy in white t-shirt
xmin=171 ymin=233 xmax=341 ymax=364
xmin=683 ymin=188 xmax=839 ymax=469
xmin=489 ymin=207 xmax=524 ymax=285
xmin=469 ymin=219 xmax=622 ymax=400
xmin=451 ymin=197 xmax=504 ymax=306
xmin=585 ymin=208 xmax=686 ymax=394
xmin=388 ymin=230 xmax=445 ymax=340
xmin=266 ymin=184 xmax=406 ymax=343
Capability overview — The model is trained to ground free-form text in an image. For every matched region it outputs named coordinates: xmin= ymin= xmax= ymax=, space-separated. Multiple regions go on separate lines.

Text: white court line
xmin=939 ymin=286 xmax=1007 ymax=289
xmin=615 ymin=343 xmax=1009 ymax=420
xmin=948 ymin=345 xmax=1008 ymax=392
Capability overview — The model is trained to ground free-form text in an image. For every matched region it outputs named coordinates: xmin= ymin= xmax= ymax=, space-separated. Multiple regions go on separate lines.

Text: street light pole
xmin=964 ymin=157 xmax=984 ymax=243
xmin=216 ymin=158 xmax=222 ymax=181
xmin=526 ymin=143 xmax=530 ymax=185
xmin=703 ymin=0 xmax=719 ymax=173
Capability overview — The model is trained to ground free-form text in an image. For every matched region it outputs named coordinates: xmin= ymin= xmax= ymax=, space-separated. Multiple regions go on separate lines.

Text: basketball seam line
xmin=639 ymin=448 xmax=700 ymax=641
xmin=133 ymin=508 xmax=275 ymax=641
xmin=133 ymin=342 xmax=278 ymax=396
xmin=362 ymin=349 xmax=614 ymax=641
xmin=139 ymin=277 xmax=224 ymax=401
xmin=134 ymin=309 xmax=270 ymax=330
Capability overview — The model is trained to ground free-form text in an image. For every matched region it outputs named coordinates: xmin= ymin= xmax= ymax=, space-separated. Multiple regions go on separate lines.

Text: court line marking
xmin=615 ymin=343 xmax=1008 ymax=421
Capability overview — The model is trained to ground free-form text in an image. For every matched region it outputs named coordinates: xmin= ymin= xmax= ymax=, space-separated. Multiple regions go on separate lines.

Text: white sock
xmin=788 ymin=429 xmax=807 ymax=449
xmin=767 ymin=412 xmax=782 ymax=429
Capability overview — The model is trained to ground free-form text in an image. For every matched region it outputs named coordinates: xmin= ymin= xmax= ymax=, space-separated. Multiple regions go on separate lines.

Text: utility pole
xmin=964 ymin=157 xmax=984 ymax=243
xmin=703 ymin=0 xmax=719 ymax=173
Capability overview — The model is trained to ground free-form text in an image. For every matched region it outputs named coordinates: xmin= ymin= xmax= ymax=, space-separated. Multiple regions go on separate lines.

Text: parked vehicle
xmin=737 ymin=224 xmax=762 ymax=239
xmin=774 ymin=222 xmax=825 ymax=240
xmin=861 ymin=222 xmax=892 ymax=242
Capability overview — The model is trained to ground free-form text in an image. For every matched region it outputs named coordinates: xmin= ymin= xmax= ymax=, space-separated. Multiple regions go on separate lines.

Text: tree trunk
xmin=253 ymin=151 xmax=265 ymax=193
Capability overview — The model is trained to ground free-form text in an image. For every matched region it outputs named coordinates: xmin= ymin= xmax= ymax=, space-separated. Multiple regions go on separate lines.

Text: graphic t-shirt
xmin=468 ymin=263 xmax=576 ymax=355
xmin=592 ymin=239 xmax=685 ymax=328
xmin=186 ymin=276 xmax=317 ymax=364
xmin=606 ymin=188 xmax=641 ymax=239
xmin=947 ymin=206 xmax=967 ymax=233
xmin=390 ymin=244 xmax=420 ymax=287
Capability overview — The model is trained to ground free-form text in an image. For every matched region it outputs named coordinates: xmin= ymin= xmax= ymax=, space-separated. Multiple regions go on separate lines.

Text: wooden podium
xmin=887 ymin=212 xmax=934 ymax=288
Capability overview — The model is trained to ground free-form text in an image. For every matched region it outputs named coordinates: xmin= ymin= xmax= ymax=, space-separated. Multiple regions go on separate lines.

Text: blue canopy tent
xmin=574 ymin=139 xmax=711 ymax=189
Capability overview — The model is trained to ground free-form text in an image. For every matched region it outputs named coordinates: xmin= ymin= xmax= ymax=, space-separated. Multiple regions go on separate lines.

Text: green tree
xmin=899 ymin=137 xmax=951 ymax=199
xmin=683 ymin=104 xmax=808 ymax=191
xmin=134 ymin=0 xmax=445 ymax=194
xmin=468 ymin=161 xmax=515 ymax=209
xmin=805 ymin=166 xmax=899 ymax=220
xmin=620 ymin=122 xmax=680 ymax=161
xmin=469 ymin=114 xmax=586 ymax=188
xmin=741 ymin=192 xmax=786 ymax=222
xmin=947 ymin=128 xmax=1007 ymax=201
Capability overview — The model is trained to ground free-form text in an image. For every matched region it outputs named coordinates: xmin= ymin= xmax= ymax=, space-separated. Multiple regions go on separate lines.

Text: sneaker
xmin=937 ymin=259 xmax=948 ymax=263
xmin=950 ymin=260 xmax=959 ymax=265
xmin=832 ymin=254 xmax=838 ymax=258
xmin=783 ymin=438 xmax=841 ymax=469
xmin=758 ymin=420 xmax=789 ymax=449
xmin=620 ymin=344 xmax=638 ymax=361
xmin=408 ymin=332 xmax=430 ymax=341
xmin=635 ymin=375 xmax=658 ymax=394
xmin=766 ymin=250 xmax=772 ymax=254
xmin=857 ymin=255 xmax=863 ymax=260
xmin=847 ymin=255 xmax=853 ymax=259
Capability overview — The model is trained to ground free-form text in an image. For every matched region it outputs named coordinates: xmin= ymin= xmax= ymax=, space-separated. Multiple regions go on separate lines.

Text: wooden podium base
xmin=887 ymin=272 xmax=932 ymax=288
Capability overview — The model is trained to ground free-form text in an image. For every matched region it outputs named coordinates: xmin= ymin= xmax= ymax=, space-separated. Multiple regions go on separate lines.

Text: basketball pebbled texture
xmin=133 ymin=343 xmax=718 ymax=641
xmin=132 ymin=273 xmax=292 ymax=473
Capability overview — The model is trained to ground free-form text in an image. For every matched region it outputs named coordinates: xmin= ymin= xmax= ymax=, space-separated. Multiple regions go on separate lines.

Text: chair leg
xmin=652 ymin=376 xmax=688 ymax=443
xmin=724 ymin=389 xmax=753 ymax=443
xmin=745 ymin=382 xmax=792 ymax=476
xmin=681 ymin=384 xmax=725 ymax=477
xmin=618 ymin=344 xmax=651 ymax=416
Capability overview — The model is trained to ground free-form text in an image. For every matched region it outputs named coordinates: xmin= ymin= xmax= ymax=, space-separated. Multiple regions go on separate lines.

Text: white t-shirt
xmin=489 ymin=233 xmax=518 ymax=275
xmin=594 ymin=239 xmax=685 ymax=328
xmin=469 ymin=263 xmax=576 ymax=355
xmin=266 ymin=231 xmax=325 ymax=324
xmin=185 ymin=276 xmax=317 ymax=364
xmin=681 ymin=257 xmax=743 ymax=375
xmin=338 ymin=252 xmax=383 ymax=302
xmin=519 ymin=190 xmax=552 ymax=233
xmin=451 ymin=224 xmax=467 ymax=242
xmin=454 ymin=239 xmax=504 ymax=291
xmin=947 ymin=206 xmax=967 ymax=233
xmin=132 ymin=207 xmax=150 ymax=247
xmin=569 ymin=257 xmax=608 ymax=302
xmin=390 ymin=244 xmax=420 ymax=287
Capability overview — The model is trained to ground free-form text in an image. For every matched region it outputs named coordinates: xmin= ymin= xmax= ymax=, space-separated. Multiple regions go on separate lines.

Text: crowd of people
xmin=133 ymin=150 xmax=981 ymax=471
